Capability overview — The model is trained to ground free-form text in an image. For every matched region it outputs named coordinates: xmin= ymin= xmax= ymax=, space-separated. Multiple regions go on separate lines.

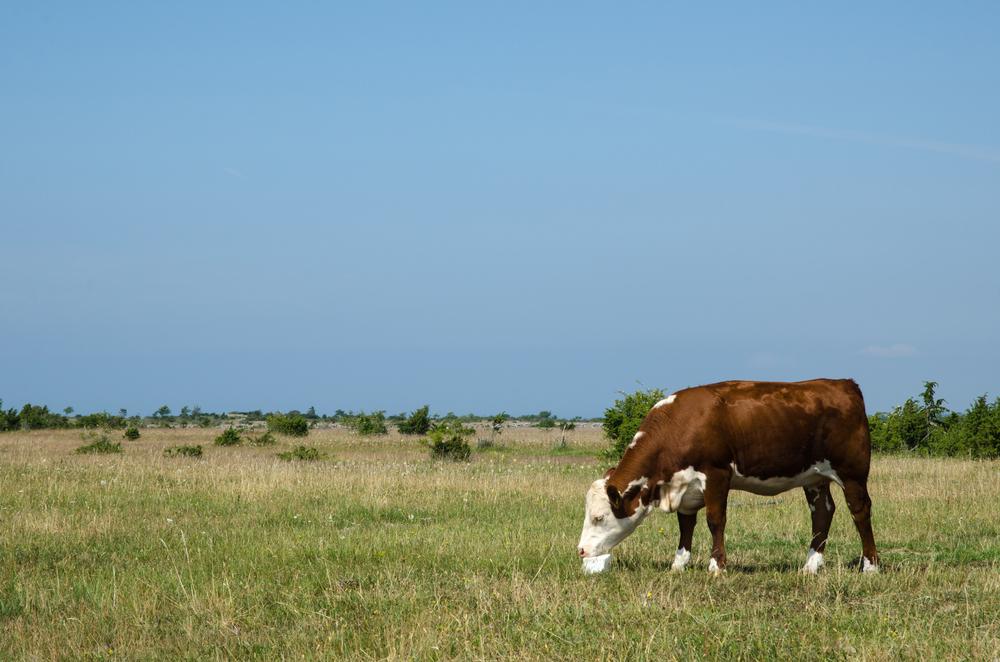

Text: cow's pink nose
xmin=578 ymin=548 xmax=586 ymax=557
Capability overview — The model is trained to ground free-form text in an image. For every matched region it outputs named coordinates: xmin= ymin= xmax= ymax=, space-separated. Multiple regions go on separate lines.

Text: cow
xmin=577 ymin=379 xmax=879 ymax=575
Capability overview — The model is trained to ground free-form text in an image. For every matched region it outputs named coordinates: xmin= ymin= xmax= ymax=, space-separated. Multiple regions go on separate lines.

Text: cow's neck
xmin=609 ymin=443 xmax=662 ymax=493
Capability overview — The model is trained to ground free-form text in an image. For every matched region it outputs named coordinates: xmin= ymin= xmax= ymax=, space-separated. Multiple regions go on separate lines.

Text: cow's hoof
xmin=861 ymin=557 xmax=879 ymax=574
xmin=707 ymin=558 xmax=724 ymax=576
xmin=801 ymin=549 xmax=824 ymax=575
xmin=671 ymin=548 xmax=691 ymax=572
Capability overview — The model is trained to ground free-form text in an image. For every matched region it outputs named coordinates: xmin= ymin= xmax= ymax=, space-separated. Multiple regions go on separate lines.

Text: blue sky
xmin=2 ymin=2 xmax=998 ymax=417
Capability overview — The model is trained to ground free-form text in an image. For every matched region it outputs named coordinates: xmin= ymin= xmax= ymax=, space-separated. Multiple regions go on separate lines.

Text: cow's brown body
xmin=601 ymin=378 xmax=878 ymax=572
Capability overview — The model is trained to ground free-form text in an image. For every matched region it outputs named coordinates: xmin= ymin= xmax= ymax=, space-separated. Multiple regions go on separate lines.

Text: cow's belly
xmin=730 ymin=460 xmax=842 ymax=497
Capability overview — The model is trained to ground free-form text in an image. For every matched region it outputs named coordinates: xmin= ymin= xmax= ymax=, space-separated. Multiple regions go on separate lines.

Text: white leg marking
xmin=802 ymin=548 xmax=824 ymax=574
xmin=708 ymin=557 xmax=722 ymax=575
xmin=671 ymin=547 xmax=691 ymax=572
xmin=862 ymin=557 xmax=879 ymax=574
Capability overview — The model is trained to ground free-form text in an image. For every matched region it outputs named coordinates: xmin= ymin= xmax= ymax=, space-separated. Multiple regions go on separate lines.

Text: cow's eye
xmin=593 ymin=515 xmax=605 ymax=524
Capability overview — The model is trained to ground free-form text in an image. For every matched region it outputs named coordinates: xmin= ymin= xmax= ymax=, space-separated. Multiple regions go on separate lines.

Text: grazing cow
xmin=578 ymin=379 xmax=879 ymax=574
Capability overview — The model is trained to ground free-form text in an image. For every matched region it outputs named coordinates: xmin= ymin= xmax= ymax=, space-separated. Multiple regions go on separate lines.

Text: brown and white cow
xmin=578 ymin=379 xmax=879 ymax=574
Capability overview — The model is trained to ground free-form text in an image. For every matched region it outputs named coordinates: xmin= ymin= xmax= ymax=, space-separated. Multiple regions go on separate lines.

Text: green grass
xmin=0 ymin=426 xmax=998 ymax=659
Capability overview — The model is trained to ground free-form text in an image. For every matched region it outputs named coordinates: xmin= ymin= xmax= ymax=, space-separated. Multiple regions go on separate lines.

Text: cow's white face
xmin=577 ymin=478 xmax=648 ymax=559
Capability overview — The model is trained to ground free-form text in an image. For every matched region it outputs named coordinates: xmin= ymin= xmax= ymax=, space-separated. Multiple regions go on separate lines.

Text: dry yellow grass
xmin=0 ymin=427 xmax=998 ymax=660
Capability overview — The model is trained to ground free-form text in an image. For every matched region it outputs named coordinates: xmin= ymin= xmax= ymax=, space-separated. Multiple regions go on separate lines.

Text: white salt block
xmin=582 ymin=553 xmax=612 ymax=574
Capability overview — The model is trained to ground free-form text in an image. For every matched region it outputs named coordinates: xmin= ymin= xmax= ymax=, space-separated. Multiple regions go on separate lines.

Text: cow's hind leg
xmin=802 ymin=483 xmax=835 ymax=574
xmin=843 ymin=478 xmax=879 ymax=572
xmin=672 ymin=511 xmax=696 ymax=571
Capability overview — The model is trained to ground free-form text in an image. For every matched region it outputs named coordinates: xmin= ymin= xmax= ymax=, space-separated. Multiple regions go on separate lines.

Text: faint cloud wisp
xmin=726 ymin=119 xmax=1000 ymax=165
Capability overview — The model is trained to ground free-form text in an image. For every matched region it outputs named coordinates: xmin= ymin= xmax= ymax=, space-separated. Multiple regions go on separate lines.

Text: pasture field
xmin=1 ymin=426 xmax=998 ymax=660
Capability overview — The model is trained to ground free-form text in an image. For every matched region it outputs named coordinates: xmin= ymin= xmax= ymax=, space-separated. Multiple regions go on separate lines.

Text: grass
xmin=0 ymin=425 xmax=998 ymax=659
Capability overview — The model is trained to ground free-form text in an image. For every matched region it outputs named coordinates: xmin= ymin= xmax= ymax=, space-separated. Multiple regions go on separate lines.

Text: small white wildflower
xmin=166 ymin=518 xmax=174 ymax=524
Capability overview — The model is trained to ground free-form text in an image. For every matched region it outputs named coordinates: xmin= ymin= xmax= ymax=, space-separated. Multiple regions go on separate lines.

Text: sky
xmin=2 ymin=2 xmax=999 ymax=417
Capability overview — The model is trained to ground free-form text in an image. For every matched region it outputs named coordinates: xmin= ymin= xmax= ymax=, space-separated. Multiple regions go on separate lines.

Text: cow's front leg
xmin=802 ymin=483 xmax=834 ymax=574
xmin=672 ymin=511 xmax=696 ymax=571
xmin=703 ymin=468 xmax=731 ymax=575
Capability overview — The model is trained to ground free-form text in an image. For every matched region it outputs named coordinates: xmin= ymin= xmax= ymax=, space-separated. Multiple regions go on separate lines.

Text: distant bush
xmin=870 ymin=382 xmax=1000 ymax=459
xmin=397 ymin=405 xmax=431 ymax=435
xmin=247 ymin=431 xmax=277 ymax=447
xmin=602 ymin=387 xmax=666 ymax=461
xmin=267 ymin=413 xmax=309 ymax=437
xmin=76 ymin=411 xmax=126 ymax=430
xmin=164 ymin=444 xmax=202 ymax=458
xmin=425 ymin=420 xmax=473 ymax=461
xmin=0 ymin=401 xmax=20 ymax=432
xmin=277 ymin=445 xmax=321 ymax=461
xmin=345 ymin=411 xmax=387 ymax=436
xmin=214 ymin=427 xmax=243 ymax=446
xmin=123 ymin=425 xmax=140 ymax=440
xmin=75 ymin=433 xmax=122 ymax=455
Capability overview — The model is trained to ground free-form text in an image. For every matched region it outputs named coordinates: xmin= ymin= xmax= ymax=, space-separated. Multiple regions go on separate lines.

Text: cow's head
xmin=577 ymin=477 xmax=650 ymax=560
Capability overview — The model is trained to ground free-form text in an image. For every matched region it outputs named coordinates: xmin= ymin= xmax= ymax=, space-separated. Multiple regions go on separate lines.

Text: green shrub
xmin=123 ymin=425 xmax=140 ymax=440
xmin=602 ymin=387 xmax=666 ymax=461
xmin=277 ymin=445 xmax=321 ymax=461
xmin=75 ymin=433 xmax=122 ymax=455
xmin=346 ymin=411 xmax=387 ymax=436
xmin=425 ymin=420 xmax=473 ymax=461
xmin=247 ymin=431 xmax=277 ymax=446
xmin=266 ymin=413 xmax=309 ymax=437
xmin=76 ymin=411 xmax=126 ymax=430
xmin=397 ymin=405 xmax=431 ymax=435
xmin=164 ymin=445 xmax=202 ymax=458
xmin=214 ymin=427 xmax=243 ymax=446
xmin=0 ymin=400 xmax=20 ymax=432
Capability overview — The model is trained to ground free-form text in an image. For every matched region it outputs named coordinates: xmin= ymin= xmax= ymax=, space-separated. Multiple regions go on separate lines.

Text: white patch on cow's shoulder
xmin=671 ymin=547 xmax=691 ymax=571
xmin=708 ymin=557 xmax=722 ymax=575
xmin=729 ymin=459 xmax=843 ymax=497
xmin=802 ymin=548 xmax=824 ymax=574
xmin=862 ymin=557 xmax=879 ymax=574
xmin=652 ymin=394 xmax=677 ymax=409
xmin=659 ymin=466 xmax=707 ymax=514
xmin=627 ymin=431 xmax=645 ymax=449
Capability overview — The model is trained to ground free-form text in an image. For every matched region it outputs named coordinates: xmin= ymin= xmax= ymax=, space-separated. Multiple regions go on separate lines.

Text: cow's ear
xmin=606 ymin=484 xmax=623 ymax=511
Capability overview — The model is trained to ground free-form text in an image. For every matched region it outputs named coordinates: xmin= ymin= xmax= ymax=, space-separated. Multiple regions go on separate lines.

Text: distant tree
xmin=63 ymin=406 xmax=74 ymax=416
xmin=154 ymin=405 xmax=171 ymax=418
xmin=191 ymin=405 xmax=202 ymax=417
xmin=266 ymin=413 xmax=309 ymax=437
xmin=345 ymin=411 xmax=388 ymax=436
xmin=490 ymin=411 xmax=509 ymax=444
xmin=305 ymin=406 xmax=318 ymax=420
xmin=424 ymin=419 xmax=473 ymax=461
xmin=398 ymin=405 xmax=431 ymax=435
xmin=180 ymin=406 xmax=192 ymax=419
xmin=118 ymin=408 xmax=127 ymax=418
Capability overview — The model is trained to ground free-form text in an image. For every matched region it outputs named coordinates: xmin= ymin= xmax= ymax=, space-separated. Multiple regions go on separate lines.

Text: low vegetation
xmin=396 ymin=405 xmax=431 ymax=435
xmin=276 ymin=445 xmax=321 ymax=461
xmin=213 ymin=427 xmax=242 ymax=446
xmin=73 ymin=432 xmax=122 ymax=454
xmin=123 ymin=425 xmax=141 ymax=440
xmin=345 ymin=410 xmax=388 ymax=436
xmin=164 ymin=444 xmax=203 ymax=458
xmin=425 ymin=419 xmax=473 ymax=461
xmin=266 ymin=413 xmax=310 ymax=437
xmin=869 ymin=381 xmax=1000 ymax=458
xmin=246 ymin=430 xmax=277 ymax=447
